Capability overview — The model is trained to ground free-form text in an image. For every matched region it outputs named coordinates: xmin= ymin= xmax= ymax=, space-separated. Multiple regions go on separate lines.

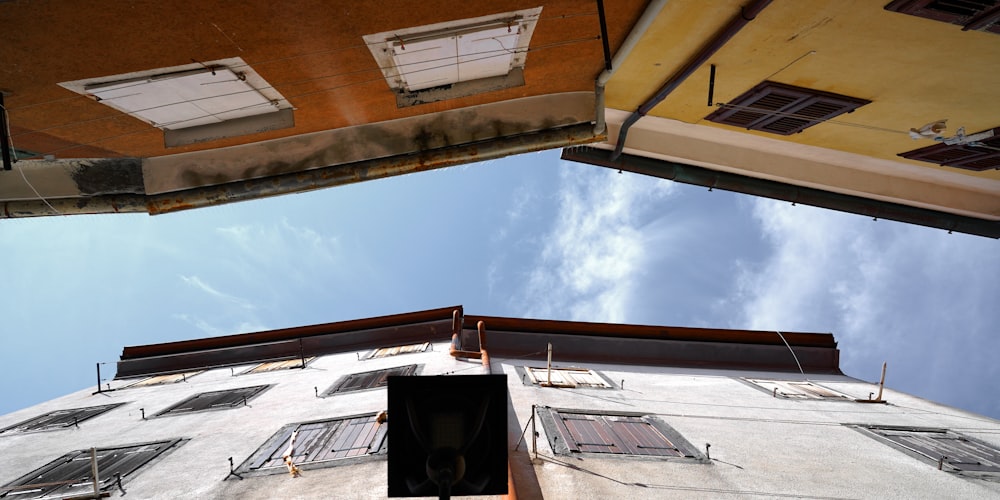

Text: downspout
xmin=449 ymin=309 xmax=481 ymax=359
xmin=609 ymin=0 xmax=773 ymax=160
xmin=478 ymin=321 xmax=491 ymax=374
xmin=594 ymin=0 xmax=671 ymax=136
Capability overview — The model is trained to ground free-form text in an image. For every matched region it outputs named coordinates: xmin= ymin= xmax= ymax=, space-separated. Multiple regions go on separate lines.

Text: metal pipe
xmin=546 ymin=343 xmax=553 ymax=387
xmin=594 ymin=0 xmax=671 ymax=135
xmin=449 ymin=309 xmax=481 ymax=359
xmin=875 ymin=362 xmax=886 ymax=401
xmin=596 ymin=0 xmax=612 ymax=72
xmin=1 ymin=94 xmax=12 ymax=171
xmin=478 ymin=321 xmax=491 ymax=374
xmin=90 ymin=448 xmax=100 ymax=496
xmin=610 ymin=0 xmax=773 ymax=160
xmin=1 ymin=194 xmax=148 ymax=218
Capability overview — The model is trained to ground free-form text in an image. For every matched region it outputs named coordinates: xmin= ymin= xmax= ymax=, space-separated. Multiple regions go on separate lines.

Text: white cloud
xmin=731 ymin=198 xmax=1000 ymax=417
xmin=514 ymin=164 xmax=674 ymax=323
xmin=180 ymin=275 xmax=255 ymax=310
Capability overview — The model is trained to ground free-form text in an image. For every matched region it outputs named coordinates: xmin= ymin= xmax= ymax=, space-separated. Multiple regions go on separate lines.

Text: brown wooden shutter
xmin=898 ymin=127 xmax=1000 ymax=171
xmin=706 ymin=81 xmax=869 ymax=135
xmin=885 ymin=1 xmax=1000 ymax=34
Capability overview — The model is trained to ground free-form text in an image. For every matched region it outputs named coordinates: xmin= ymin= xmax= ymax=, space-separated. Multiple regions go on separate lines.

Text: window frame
xmin=705 ymin=81 xmax=870 ymax=135
xmin=121 ymin=371 xmax=203 ymax=388
xmin=154 ymin=385 xmax=270 ymax=417
xmin=365 ymin=342 xmax=431 ymax=359
xmin=536 ymin=407 xmax=706 ymax=461
xmin=361 ymin=7 xmax=541 ymax=107
xmin=740 ymin=378 xmax=853 ymax=401
xmin=322 ymin=364 xmax=419 ymax=396
xmin=0 ymin=403 xmax=126 ymax=435
xmin=234 ymin=412 xmax=388 ymax=477
xmin=0 ymin=439 xmax=185 ymax=499
xmin=515 ymin=365 xmax=615 ymax=389
xmin=852 ymin=424 xmax=1000 ymax=479
xmin=238 ymin=357 xmax=315 ymax=375
xmin=884 ymin=1 xmax=1000 ymax=34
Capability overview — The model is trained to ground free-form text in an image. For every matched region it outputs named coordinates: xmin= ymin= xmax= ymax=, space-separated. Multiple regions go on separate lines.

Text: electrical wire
xmin=774 ymin=330 xmax=805 ymax=377
xmin=1 ymin=103 xmax=62 ymax=215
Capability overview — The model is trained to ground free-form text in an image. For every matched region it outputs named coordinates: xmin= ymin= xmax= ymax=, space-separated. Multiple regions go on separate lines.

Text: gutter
xmin=593 ymin=0 xmax=670 ymax=135
xmin=562 ymin=146 xmax=1000 ymax=239
xmin=609 ymin=0 xmax=772 ymax=160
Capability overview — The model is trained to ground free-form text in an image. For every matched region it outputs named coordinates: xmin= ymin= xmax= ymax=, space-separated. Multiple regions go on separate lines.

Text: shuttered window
xmin=239 ymin=414 xmax=387 ymax=475
xmin=368 ymin=342 xmax=430 ymax=359
xmin=242 ymin=357 xmax=314 ymax=375
xmin=860 ymin=426 xmax=1000 ymax=475
xmin=539 ymin=409 xmax=703 ymax=460
xmin=324 ymin=365 xmax=418 ymax=395
xmin=885 ymin=1 xmax=1000 ymax=34
xmin=124 ymin=371 xmax=203 ymax=388
xmin=0 ymin=439 xmax=183 ymax=499
xmin=745 ymin=379 xmax=850 ymax=400
xmin=525 ymin=367 xmax=612 ymax=388
xmin=706 ymin=81 xmax=869 ymax=135
xmin=1 ymin=404 xmax=124 ymax=434
xmin=155 ymin=385 xmax=269 ymax=416
xmin=898 ymin=127 xmax=1000 ymax=171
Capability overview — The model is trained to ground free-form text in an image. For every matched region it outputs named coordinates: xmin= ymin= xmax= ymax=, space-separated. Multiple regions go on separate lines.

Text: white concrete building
xmin=1 ymin=306 xmax=998 ymax=499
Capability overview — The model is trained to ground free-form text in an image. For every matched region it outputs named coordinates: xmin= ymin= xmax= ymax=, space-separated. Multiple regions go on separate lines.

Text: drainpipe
xmin=478 ymin=321 xmax=491 ymax=374
xmin=609 ymin=0 xmax=773 ymax=160
xmin=594 ymin=0 xmax=671 ymax=136
xmin=449 ymin=310 xmax=481 ymax=359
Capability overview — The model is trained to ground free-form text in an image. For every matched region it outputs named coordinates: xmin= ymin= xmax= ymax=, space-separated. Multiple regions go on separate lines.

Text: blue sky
xmin=2 ymin=149 xmax=998 ymax=419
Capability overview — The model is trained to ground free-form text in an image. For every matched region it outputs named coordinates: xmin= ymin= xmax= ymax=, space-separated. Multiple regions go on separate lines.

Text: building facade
xmin=1 ymin=1 xmax=997 ymax=237
xmin=1 ymin=306 xmax=998 ymax=499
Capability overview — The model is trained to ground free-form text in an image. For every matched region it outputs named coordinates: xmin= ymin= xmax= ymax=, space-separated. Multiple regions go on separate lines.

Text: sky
xmin=2 ymin=149 xmax=998 ymax=419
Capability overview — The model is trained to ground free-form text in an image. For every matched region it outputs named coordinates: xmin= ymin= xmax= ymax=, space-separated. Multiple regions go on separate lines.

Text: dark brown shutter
xmin=876 ymin=428 xmax=1000 ymax=473
xmin=0 ymin=440 xmax=181 ymax=498
xmin=329 ymin=365 xmax=417 ymax=394
xmin=898 ymin=128 xmax=1000 ymax=171
xmin=162 ymin=385 xmax=267 ymax=414
xmin=706 ymin=81 xmax=869 ymax=135
xmin=885 ymin=1 xmax=1000 ymax=33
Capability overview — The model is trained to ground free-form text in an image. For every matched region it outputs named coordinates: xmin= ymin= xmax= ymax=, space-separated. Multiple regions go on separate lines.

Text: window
xmin=855 ymin=425 xmax=1000 ymax=477
xmin=362 ymin=7 xmax=542 ymax=107
xmin=123 ymin=371 xmax=203 ymax=388
xmin=241 ymin=357 xmax=314 ymax=375
xmin=537 ymin=408 xmax=704 ymax=460
xmin=885 ymin=1 xmax=1000 ymax=34
xmin=0 ymin=439 xmax=184 ymax=499
xmin=323 ymin=364 xmax=418 ymax=395
xmin=519 ymin=366 xmax=612 ymax=388
xmin=743 ymin=378 xmax=851 ymax=400
xmin=58 ymin=57 xmax=294 ymax=147
xmin=706 ymin=81 xmax=869 ymax=135
xmin=1 ymin=404 xmax=124 ymax=434
xmin=235 ymin=413 xmax=387 ymax=477
xmin=367 ymin=342 xmax=430 ymax=359
xmin=898 ymin=126 xmax=1000 ymax=171
xmin=155 ymin=385 xmax=269 ymax=416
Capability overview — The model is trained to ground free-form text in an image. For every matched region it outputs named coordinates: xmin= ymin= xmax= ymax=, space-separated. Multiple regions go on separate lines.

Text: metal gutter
xmin=144 ymin=123 xmax=601 ymax=216
xmin=593 ymin=0 xmax=670 ymax=135
xmin=121 ymin=305 xmax=461 ymax=360
xmin=561 ymin=146 xmax=1000 ymax=239
xmin=609 ymin=0 xmax=772 ymax=160
xmin=463 ymin=313 xmax=836 ymax=348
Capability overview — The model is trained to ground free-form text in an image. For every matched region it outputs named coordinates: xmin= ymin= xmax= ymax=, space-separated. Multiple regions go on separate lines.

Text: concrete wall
xmin=2 ymin=345 xmax=999 ymax=499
